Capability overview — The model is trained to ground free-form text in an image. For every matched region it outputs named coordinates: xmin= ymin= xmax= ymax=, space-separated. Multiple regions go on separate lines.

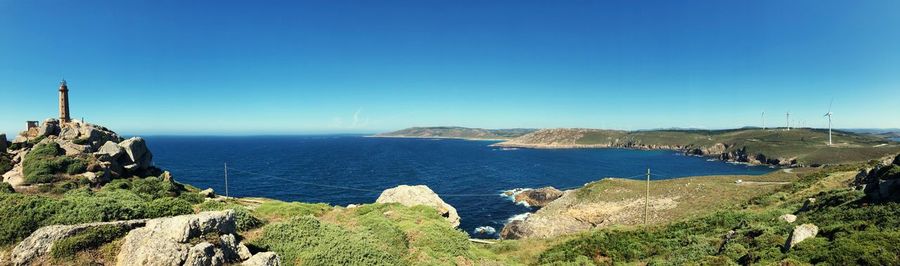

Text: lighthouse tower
xmin=59 ymin=79 xmax=71 ymax=123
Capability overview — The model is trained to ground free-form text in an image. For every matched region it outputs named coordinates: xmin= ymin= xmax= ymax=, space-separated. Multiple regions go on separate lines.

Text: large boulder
xmin=116 ymin=211 xmax=241 ymax=266
xmin=97 ymin=141 xmax=125 ymax=159
xmin=784 ymin=223 xmax=819 ymax=251
xmin=376 ymin=185 xmax=460 ymax=227
xmin=11 ymin=220 xmax=147 ymax=266
xmin=243 ymin=252 xmax=281 ymax=266
xmin=118 ymin=137 xmax=153 ymax=171
xmin=37 ymin=119 xmax=60 ymax=137
xmin=513 ymin=187 xmax=564 ymax=207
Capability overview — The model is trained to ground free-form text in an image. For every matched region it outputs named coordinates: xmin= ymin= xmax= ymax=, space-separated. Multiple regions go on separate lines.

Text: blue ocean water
xmin=146 ymin=136 xmax=772 ymax=238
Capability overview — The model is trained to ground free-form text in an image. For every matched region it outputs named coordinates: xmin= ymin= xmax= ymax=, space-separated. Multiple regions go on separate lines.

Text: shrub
xmin=0 ymin=155 xmax=13 ymax=174
xmin=49 ymin=225 xmax=129 ymax=259
xmin=0 ymin=184 xmax=195 ymax=245
xmin=254 ymin=216 xmax=401 ymax=266
xmin=0 ymin=182 xmax=14 ymax=193
xmin=22 ymin=143 xmax=90 ymax=184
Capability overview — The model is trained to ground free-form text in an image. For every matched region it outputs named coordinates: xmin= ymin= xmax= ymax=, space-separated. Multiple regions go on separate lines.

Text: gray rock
xmin=55 ymin=139 xmax=90 ymax=156
xmin=97 ymin=141 xmax=124 ymax=159
xmin=220 ymin=234 xmax=252 ymax=261
xmin=376 ymin=185 xmax=460 ymax=227
xmin=37 ymin=120 xmax=60 ymax=137
xmin=200 ymin=188 xmax=216 ymax=198
xmin=778 ymin=214 xmax=797 ymax=223
xmin=513 ymin=187 xmax=564 ymax=207
xmin=184 ymin=242 xmax=225 ymax=266
xmin=144 ymin=210 xmax=236 ymax=243
xmin=60 ymin=126 xmax=81 ymax=140
xmin=118 ymin=137 xmax=153 ymax=170
xmin=116 ymin=211 xmax=236 ymax=266
xmin=784 ymin=223 xmax=818 ymax=250
xmin=115 ymin=227 xmax=191 ymax=266
xmin=12 ymin=220 xmax=146 ymax=266
xmin=242 ymin=252 xmax=281 ymax=266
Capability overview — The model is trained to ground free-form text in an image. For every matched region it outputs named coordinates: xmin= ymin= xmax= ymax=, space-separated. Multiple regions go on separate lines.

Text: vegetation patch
xmin=252 ymin=200 xmax=332 ymax=221
xmin=537 ymin=164 xmax=900 ymax=265
xmin=0 ymin=174 xmax=199 ymax=245
xmin=0 ymin=154 xmax=13 ymax=174
xmin=49 ymin=225 xmax=129 ymax=259
xmin=22 ymin=143 xmax=89 ymax=184
xmin=253 ymin=215 xmax=401 ymax=266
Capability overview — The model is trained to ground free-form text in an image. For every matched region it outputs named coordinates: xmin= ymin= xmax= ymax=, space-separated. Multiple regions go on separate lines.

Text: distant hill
xmin=375 ymin=127 xmax=536 ymax=140
xmin=495 ymin=128 xmax=900 ymax=166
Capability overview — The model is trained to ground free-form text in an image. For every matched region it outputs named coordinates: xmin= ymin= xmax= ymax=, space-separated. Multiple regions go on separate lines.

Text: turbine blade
xmin=828 ymin=98 xmax=833 ymax=112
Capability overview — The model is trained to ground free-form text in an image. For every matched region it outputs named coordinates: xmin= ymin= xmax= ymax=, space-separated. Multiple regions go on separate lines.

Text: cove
xmin=146 ymin=136 xmax=773 ymax=238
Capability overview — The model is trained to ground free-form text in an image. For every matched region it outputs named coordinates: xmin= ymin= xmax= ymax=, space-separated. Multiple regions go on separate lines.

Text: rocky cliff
xmin=2 ymin=118 xmax=158 ymax=188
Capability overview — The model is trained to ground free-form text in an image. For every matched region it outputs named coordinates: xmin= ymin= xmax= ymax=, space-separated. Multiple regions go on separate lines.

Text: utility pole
xmin=645 ymin=168 xmax=650 ymax=225
xmin=224 ymin=163 xmax=229 ymax=198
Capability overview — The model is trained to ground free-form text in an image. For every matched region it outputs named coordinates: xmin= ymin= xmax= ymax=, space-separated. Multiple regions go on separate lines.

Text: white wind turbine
xmin=761 ymin=111 xmax=766 ymax=130
xmin=825 ymin=99 xmax=833 ymax=145
xmin=785 ymin=111 xmax=791 ymax=131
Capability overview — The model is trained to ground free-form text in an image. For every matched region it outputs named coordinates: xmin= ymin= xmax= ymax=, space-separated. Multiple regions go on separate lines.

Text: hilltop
xmin=493 ymin=128 xmax=900 ymax=166
xmin=375 ymin=126 xmax=536 ymax=140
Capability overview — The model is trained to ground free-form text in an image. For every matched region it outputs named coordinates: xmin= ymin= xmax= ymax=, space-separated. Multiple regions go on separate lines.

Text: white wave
xmin=473 ymin=226 xmax=496 ymax=235
xmin=506 ymin=213 xmax=531 ymax=223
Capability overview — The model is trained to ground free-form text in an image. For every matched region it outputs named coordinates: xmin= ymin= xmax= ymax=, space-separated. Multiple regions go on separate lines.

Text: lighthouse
xmin=59 ymin=79 xmax=71 ymax=123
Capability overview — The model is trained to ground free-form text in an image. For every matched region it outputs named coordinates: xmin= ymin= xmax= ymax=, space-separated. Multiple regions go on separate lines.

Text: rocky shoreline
xmin=492 ymin=141 xmax=799 ymax=167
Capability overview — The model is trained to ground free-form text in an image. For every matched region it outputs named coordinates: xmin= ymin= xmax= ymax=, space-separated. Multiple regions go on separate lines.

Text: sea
xmin=146 ymin=135 xmax=773 ymax=238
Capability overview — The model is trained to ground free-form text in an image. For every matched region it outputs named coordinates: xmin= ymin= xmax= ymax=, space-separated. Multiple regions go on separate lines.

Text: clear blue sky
xmin=1 ymin=0 xmax=899 ymax=136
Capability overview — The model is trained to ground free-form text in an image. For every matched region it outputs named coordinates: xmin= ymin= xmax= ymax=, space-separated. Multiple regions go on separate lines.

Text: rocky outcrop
xmin=512 ymin=187 xmax=563 ymax=207
xmin=853 ymin=155 xmax=900 ymax=201
xmin=118 ymin=137 xmax=153 ymax=171
xmin=115 ymin=210 xmax=257 ymax=266
xmin=376 ymin=185 xmax=460 ymax=227
xmin=243 ymin=252 xmax=281 ymax=266
xmin=38 ymin=119 xmax=61 ymax=137
xmin=11 ymin=220 xmax=147 ymax=266
xmin=784 ymin=223 xmax=818 ymax=251
xmin=500 ymin=190 xmax=592 ymax=239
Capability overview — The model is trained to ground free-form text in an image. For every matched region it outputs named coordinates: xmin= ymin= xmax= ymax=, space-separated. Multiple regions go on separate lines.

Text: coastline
xmin=366 ymin=135 xmax=510 ymax=142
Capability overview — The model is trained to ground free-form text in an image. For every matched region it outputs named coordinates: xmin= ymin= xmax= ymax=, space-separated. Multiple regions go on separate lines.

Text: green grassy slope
xmin=535 ymin=162 xmax=900 ymax=265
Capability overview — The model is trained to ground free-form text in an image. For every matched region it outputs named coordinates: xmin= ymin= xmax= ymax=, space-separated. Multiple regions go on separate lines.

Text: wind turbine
xmin=785 ymin=112 xmax=791 ymax=131
xmin=761 ymin=111 xmax=766 ymax=130
xmin=825 ymin=99 xmax=833 ymax=145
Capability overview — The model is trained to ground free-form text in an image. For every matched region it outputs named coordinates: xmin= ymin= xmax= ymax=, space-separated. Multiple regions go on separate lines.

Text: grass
xmin=252 ymin=200 xmax=333 ymax=222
